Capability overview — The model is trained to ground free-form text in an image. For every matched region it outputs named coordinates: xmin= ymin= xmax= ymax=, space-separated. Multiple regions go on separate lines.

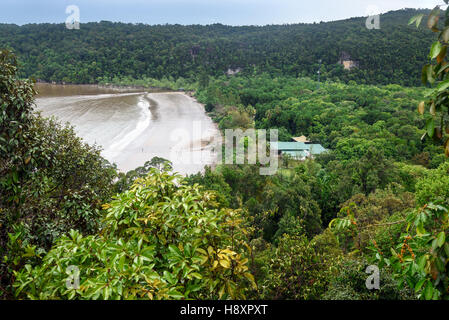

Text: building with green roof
xmin=270 ymin=142 xmax=327 ymax=160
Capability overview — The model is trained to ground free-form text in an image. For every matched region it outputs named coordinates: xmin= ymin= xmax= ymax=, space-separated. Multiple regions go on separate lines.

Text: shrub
xmin=205 ymin=103 xmax=215 ymax=113
xmin=323 ymin=258 xmax=415 ymax=300
xmin=0 ymin=50 xmax=117 ymax=298
xmin=415 ymin=162 xmax=449 ymax=206
xmin=261 ymin=230 xmax=342 ymax=300
xmin=14 ymin=169 xmax=255 ymax=300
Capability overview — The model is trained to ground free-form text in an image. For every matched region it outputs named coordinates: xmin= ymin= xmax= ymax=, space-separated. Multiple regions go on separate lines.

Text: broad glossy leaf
xmin=424 ymin=281 xmax=434 ymax=300
xmin=409 ymin=14 xmax=425 ymax=27
xmin=437 ymin=232 xmax=446 ymax=247
xmin=430 ymin=41 xmax=443 ymax=59
xmin=415 ymin=278 xmax=426 ymax=293
xmin=437 ymin=79 xmax=449 ymax=91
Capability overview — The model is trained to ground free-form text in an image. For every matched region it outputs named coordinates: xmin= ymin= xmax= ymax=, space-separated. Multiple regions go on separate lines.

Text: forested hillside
xmin=0 ymin=9 xmax=435 ymax=86
xmin=2 ymin=6 xmax=449 ymax=302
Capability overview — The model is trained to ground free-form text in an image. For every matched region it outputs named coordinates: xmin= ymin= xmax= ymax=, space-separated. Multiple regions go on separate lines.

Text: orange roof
xmin=292 ymin=136 xmax=310 ymax=143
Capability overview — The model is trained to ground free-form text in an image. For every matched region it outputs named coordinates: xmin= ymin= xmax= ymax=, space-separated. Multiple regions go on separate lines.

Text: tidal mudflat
xmin=35 ymin=84 xmax=221 ymax=175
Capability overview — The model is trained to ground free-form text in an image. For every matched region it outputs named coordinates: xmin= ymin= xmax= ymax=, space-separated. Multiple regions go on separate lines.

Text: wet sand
xmin=35 ymin=84 xmax=221 ymax=175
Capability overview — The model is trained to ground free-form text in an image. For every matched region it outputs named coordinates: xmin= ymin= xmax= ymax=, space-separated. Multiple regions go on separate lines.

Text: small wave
xmin=102 ymin=95 xmax=151 ymax=160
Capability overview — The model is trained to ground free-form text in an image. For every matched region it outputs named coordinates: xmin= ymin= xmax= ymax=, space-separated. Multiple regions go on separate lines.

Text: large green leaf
xmin=436 ymin=79 xmax=449 ymax=91
xmin=424 ymin=282 xmax=434 ymax=300
xmin=409 ymin=14 xmax=425 ymax=28
xmin=437 ymin=232 xmax=446 ymax=248
xmin=415 ymin=278 xmax=426 ymax=293
xmin=430 ymin=41 xmax=443 ymax=59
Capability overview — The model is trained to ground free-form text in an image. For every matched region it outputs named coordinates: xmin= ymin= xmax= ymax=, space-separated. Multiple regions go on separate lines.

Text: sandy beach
xmin=35 ymin=84 xmax=222 ymax=176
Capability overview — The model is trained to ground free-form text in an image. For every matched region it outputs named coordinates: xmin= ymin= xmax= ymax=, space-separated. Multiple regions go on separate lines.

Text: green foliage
xmin=415 ymin=162 xmax=449 ymax=206
xmin=186 ymin=166 xmax=233 ymax=208
xmin=204 ymin=103 xmax=215 ymax=113
xmin=369 ymin=11 xmax=449 ymax=299
xmin=3 ymin=6 xmax=449 ymax=300
xmin=190 ymin=67 xmax=442 ymax=246
xmin=377 ymin=203 xmax=449 ymax=300
xmin=372 ymin=210 xmax=411 ymax=260
xmin=0 ymin=49 xmax=36 ymax=206
xmin=330 ymin=188 xmax=415 ymax=254
xmin=0 ymin=50 xmax=117 ymax=298
xmin=261 ymin=172 xmax=322 ymax=241
xmin=114 ymin=157 xmax=172 ymax=194
xmin=395 ymin=162 xmax=428 ymax=193
xmin=188 ymin=163 xmax=324 ymax=243
xmin=0 ymin=9 xmax=436 ymax=86
xmin=13 ymin=169 xmax=255 ymax=300
xmin=261 ymin=231 xmax=342 ymax=300
xmin=410 ymin=4 xmax=449 ymax=156
xmin=196 ymin=74 xmax=438 ymax=165
xmin=217 ymin=105 xmax=255 ymax=130
xmin=328 ymin=172 xmax=449 ymax=300
xmin=323 ymin=258 xmax=415 ymax=300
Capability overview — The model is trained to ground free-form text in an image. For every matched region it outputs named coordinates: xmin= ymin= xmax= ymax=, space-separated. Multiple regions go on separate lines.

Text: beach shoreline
xmin=34 ymin=80 xmax=191 ymax=94
xmin=35 ymin=84 xmax=221 ymax=176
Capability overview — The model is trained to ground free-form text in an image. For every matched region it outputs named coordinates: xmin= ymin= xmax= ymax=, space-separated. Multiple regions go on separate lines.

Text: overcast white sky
xmin=0 ymin=0 xmax=443 ymax=25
